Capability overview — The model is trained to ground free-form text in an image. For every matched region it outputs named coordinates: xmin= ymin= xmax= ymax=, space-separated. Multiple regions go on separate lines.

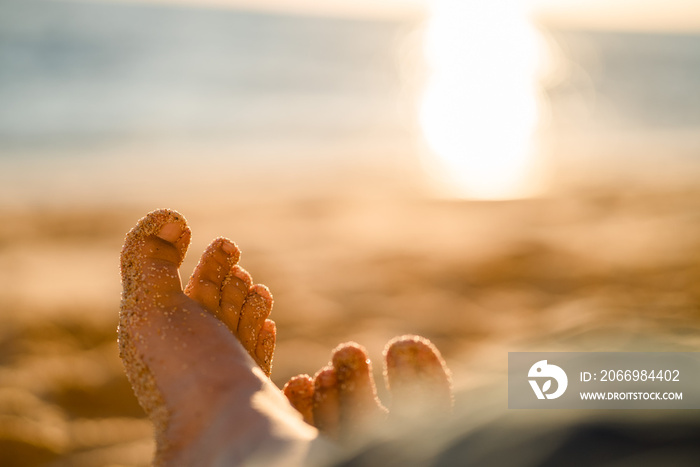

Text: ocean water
xmin=0 ymin=0 xmax=413 ymax=152
xmin=539 ymin=28 xmax=700 ymax=187
xmin=1 ymin=0 xmax=699 ymax=187
xmin=546 ymin=29 xmax=700 ymax=131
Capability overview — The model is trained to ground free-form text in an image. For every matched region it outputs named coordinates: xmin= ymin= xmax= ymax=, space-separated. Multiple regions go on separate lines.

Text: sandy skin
xmin=118 ymin=209 xmax=452 ymax=465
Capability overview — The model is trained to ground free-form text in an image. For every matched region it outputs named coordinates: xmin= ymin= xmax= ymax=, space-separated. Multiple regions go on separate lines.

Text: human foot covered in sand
xmin=118 ymin=209 xmax=452 ymax=466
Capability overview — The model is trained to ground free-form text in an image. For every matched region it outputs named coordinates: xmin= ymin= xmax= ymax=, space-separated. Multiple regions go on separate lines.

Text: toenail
xmin=221 ymin=239 xmax=238 ymax=256
xmin=157 ymin=223 xmax=182 ymax=243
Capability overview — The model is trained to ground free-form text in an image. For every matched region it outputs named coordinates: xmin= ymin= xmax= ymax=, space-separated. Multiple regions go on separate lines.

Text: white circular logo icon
xmin=528 ymin=360 xmax=568 ymax=400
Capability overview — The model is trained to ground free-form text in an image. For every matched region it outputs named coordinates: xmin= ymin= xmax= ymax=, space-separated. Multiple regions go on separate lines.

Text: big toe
xmin=384 ymin=335 xmax=453 ymax=420
xmin=120 ymin=209 xmax=191 ymax=307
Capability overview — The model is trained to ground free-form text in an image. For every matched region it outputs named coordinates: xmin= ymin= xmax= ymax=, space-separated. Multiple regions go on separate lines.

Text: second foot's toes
xmin=184 ymin=237 xmax=240 ymax=313
xmin=286 ymin=337 xmax=454 ymax=445
xmin=384 ymin=335 xmax=453 ymax=419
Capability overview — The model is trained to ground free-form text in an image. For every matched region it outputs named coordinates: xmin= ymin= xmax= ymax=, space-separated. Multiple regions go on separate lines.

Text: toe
xmin=120 ymin=209 xmax=191 ymax=306
xmin=237 ymin=284 xmax=273 ymax=357
xmin=219 ymin=265 xmax=252 ymax=333
xmin=312 ymin=367 xmax=340 ymax=440
xmin=283 ymin=374 xmax=314 ymax=426
xmin=332 ymin=343 xmax=386 ymax=439
xmin=384 ymin=335 xmax=453 ymax=419
xmin=254 ymin=319 xmax=276 ymax=376
xmin=184 ymin=237 xmax=240 ymax=312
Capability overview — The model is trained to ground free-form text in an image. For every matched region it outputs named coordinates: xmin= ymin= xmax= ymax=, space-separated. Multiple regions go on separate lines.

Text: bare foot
xmin=284 ymin=336 xmax=453 ymax=443
xmin=118 ymin=209 xmax=315 ymax=466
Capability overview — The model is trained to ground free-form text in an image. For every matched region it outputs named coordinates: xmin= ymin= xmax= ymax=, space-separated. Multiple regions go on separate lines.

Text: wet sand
xmin=1 ymin=185 xmax=699 ymax=466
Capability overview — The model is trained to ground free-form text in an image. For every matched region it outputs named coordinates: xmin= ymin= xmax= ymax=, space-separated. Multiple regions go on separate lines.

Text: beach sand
xmin=1 ymin=178 xmax=699 ymax=466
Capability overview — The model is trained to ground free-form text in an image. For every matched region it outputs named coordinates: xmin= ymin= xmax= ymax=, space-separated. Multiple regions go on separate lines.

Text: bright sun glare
xmin=420 ymin=0 xmax=544 ymax=199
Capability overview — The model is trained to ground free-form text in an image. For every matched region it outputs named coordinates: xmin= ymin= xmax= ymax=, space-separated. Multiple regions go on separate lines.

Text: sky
xmin=532 ymin=0 xmax=700 ymax=32
xmin=84 ymin=0 xmax=700 ymax=31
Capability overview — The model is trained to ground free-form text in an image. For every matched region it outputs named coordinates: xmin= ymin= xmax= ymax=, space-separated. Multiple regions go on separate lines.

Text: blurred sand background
xmin=2 ymin=0 xmax=700 ymax=465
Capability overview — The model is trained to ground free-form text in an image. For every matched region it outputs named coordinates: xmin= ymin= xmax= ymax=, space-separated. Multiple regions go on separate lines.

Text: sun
xmin=419 ymin=0 xmax=544 ymax=199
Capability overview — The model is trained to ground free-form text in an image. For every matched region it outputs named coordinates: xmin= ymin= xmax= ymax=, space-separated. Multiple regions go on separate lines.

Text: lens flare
xmin=420 ymin=0 xmax=544 ymax=199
